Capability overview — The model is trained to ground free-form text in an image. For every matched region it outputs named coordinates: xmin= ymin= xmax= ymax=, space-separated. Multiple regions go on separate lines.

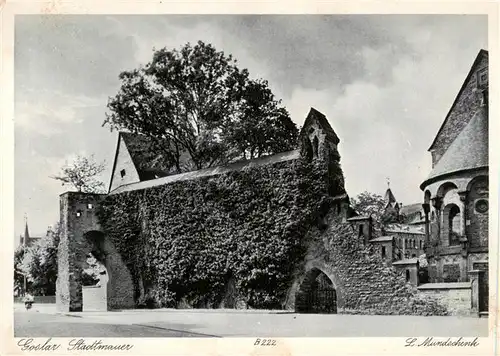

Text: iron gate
xmin=304 ymin=288 xmax=337 ymax=314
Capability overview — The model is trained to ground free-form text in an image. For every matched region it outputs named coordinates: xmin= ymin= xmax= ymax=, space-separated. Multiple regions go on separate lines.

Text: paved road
xmin=14 ymin=304 xmax=489 ymax=338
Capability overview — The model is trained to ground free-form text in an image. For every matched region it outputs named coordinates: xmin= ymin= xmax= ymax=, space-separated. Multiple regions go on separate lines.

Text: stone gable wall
xmin=431 ymin=55 xmax=488 ymax=166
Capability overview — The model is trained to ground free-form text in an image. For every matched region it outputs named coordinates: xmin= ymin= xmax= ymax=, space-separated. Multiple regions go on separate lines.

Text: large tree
xmin=105 ymin=41 xmax=298 ymax=173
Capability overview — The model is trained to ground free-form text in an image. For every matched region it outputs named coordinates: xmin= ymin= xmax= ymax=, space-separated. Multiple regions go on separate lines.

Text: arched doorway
xmin=81 ymin=230 xmax=135 ymax=310
xmin=295 ymin=268 xmax=337 ymax=313
xmin=56 ymin=227 xmax=135 ymax=312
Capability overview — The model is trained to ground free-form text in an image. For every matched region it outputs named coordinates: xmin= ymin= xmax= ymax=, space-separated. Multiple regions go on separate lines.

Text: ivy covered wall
xmin=97 ymin=159 xmax=332 ymax=309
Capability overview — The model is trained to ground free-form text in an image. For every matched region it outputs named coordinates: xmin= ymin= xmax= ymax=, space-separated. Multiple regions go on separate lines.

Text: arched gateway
xmin=290 ymin=260 xmax=343 ymax=314
xmin=56 ymin=192 xmax=134 ymax=312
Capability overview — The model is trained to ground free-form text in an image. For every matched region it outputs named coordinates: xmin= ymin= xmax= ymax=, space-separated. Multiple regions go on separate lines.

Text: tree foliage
xmin=14 ymin=246 xmax=28 ymax=295
xmin=51 ymin=154 xmax=106 ymax=193
xmin=16 ymin=225 xmax=60 ymax=295
xmin=105 ymin=41 xmax=298 ymax=173
xmin=350 ymin=191 xmax=401 ymax=235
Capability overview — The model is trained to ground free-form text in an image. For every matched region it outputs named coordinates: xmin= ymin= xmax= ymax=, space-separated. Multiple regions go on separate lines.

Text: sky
xmin=14 ymin=15 xmax=487 ymax=238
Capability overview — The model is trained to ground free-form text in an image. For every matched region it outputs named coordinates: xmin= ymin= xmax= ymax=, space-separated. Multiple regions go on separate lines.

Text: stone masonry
xmin=56 ymin=192 xmax=135 ymax=312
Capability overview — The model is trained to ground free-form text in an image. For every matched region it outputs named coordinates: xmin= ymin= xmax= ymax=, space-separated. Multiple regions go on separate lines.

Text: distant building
xmin=385 ymin=224 xmax=425 ymax=259
xmin=19 ymin=218 xmax=42 ymax=247
xmin=381 ymin=186 xmax=426 ymax=260
xmin=383 ymin=186 xmax=400 ymax=218
xmin=399 ymin=203 xmax=425 ymax=226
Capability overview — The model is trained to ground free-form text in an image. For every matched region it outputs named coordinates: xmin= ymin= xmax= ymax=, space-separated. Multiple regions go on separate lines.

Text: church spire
xmin=24 ymin=214 xmax=30 ymax=244
xmin=384 ymin=178 xmax=397 ymax=206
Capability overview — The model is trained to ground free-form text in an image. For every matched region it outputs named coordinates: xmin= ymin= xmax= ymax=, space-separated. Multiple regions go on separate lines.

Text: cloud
xmin=282 ymin=38 xmax=485 ymax=205
xmin=15 ymin=90 xmax=105 ymax=136
xmin=13 ymin=15 xmax=487 ymax=236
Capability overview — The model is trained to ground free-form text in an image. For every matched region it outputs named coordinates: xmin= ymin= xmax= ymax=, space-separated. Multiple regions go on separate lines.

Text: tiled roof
xmin=422 ymin=105 xmax=488 ymax=187
xmin=385 ymin=223 xmax=425 ymax=235
xmin=120 ymin=132 xmax=175 ymax=180
xmin=392 ymin=257 xmax=418 ymax=266
xmin=370 ymin=236 xmax=393 ymax=242
xmin=400 ymin=203 xmax=422 ymax=216
xmin=110 ymin=150 xmax=300 ymax=194
xmin=346 ymin=215 xmax=371 ymax=222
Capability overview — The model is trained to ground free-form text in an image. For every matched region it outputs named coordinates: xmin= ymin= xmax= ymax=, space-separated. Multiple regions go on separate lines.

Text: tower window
xmin=358 ymin=224 xmax=363 ymax=237
xmin=381 ymin=246 xmax=386 ymax=259
xmin=312 ymin=136 xmax=319 ymax=158
xmin=475 ymin=199 xmax=488 ymax=214
xmin=406 ymin=270 xmax=410 ymax=282
xmin=120 ymin=169 xmax=126 ymax=178
xmin=446 ymin=204 xmax=461 ymax=246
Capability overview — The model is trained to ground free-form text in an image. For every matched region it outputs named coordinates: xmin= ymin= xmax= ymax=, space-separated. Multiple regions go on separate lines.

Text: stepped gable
xmin=421 ymin=105 xmax=488 ymax=187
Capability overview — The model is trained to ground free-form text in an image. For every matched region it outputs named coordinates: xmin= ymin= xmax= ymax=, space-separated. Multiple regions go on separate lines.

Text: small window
xmin=87 ymin=203 xmax=93 ymax=209
xmin=412 ymin=254 xmax=416 ymax=258
xmin=420 ymin=240 xmax=423 ymax=249
xmin=120 ymin=169 xmax=126 ymax=178
xmin=76 ymin=210 xmax=82 ymax=217
xmin=381 ymin=246 xmax=386 ymax=259
xmin=406 ymin=270 xmax=410 ymax=282
xmin=358 ymin=224 xmax=363 ymax=237
xmin=475 ymin=199 xmax=488 ymax=214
